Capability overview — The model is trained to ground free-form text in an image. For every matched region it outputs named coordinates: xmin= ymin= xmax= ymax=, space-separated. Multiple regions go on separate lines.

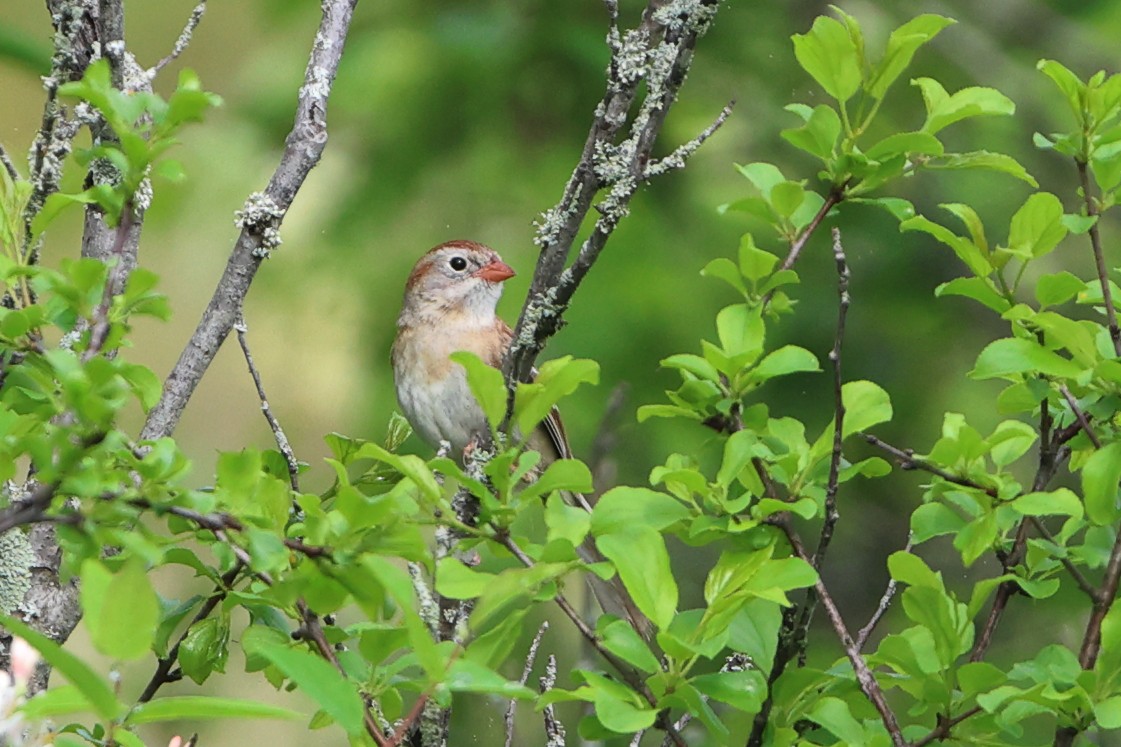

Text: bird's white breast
xmin=392 ymin=322 xmax=493 ymax=454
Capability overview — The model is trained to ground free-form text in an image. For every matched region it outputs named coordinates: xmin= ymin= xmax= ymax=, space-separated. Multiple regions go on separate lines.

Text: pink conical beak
xmin=475 ymin=259 xmax=516 ymax=283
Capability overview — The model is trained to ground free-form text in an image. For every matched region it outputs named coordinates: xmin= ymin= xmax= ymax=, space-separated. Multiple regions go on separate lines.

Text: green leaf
xmin=661 ymin=353 xmax=720 ymax=383
xmin=435 ymin=558 xmax=493 ymax=599
xmin=81 ymin=559 xmax=159 ymax=661
xmin=690 ymin=669 xmax=766 ymax=712
xmin=125 ymin=696 xmax=303 ymax=725
xmin=449 ymin=351 xmax=506 ymax=432
xmin=808 ymin=696 xmax=867 ymax=745
xmin=1095 ymin=696 xmax=1121 ymax=729
xmin=446 ymin=659 xmax=535 ymax=698
xmin=591 ymin=487 xmax=691 ymax=536
xmin=926 ymin=151 xmax=1037 ymax=186
xmin=864 ymin=131 xmax=944 ymax=161
xmin=792 ymin=15 xmax=861 ymax=102
xmin=867 ymin=15 xmax=955 ymax=99
xmin=770 ymin=181 xmax=805 ymax=218
xmin=544 ymin=493 xmax=591 ymax=548
xmin=734 ymin=162 xmax=786 ymax=197
xmin=701 ymin=257 xmax=747 ymax=295
xmin=716 ymin=429 xmax=764 ymax=488
xmin=1062 ymin=213 xmax=1097 ymax=234
xmin=18 ymin=685 xmax=94 ymax=720
xmin=582 ymin=671 xmax=658 ymax=733
xmin=914 ymin=78 xmax=1017 ymax=134
xmin=0 ymin=615 xmax=123 ymax=720
xmin=910 ymin=502 xmax=965 ymax=543
xmin=705 ymin=545 xmax=773 ymax=605
xmin=1083 ymin=442 xmax=1121 ymax=525
xmin=728 ymin=600 xmax=781 ymax=676
xmin=901 ymin=214 xmax=992 ymax=276
xmin=119 ymin=363 xmax=162 ymax=412
xmin=848 ymin=196 xmax=915 ymax=220
xmin=941 ymin=203 xmax=988 ymax=253
xmin=955 ymin=513 xmax=998 ymax=567
xmin=1035 ymin=271 xmax=1087 ymax=308
xmin=840 ymin=380 xmax=893 ymax=437
xmin=518 ymin=458 xmax=593 ymax=501
xmin=888 ymin=551 xmax=943 ymax=590
xmin=253 ymin=644 xmax=366 ymax=736
xmin=970 ymin=337 xmax=1081 ymax=380
xmin=746 ymin=557 xmax=818 ymax=604
xmin=988 ymin=419 xmax=1038 ymax=466
xmin=1011 ymin=488 xmax=1083 ymax=519
xmin=599 ymin=618 xmax=661 ymax=673
xmin=749 ymin=345 xmax=821 ymax=384
xmin=1038 ymin=59 xmax=1086 ymax=121
xmin=30 ymin=190 xmax=100 ymax=238
xmin=1006 ymin=192 xmax=1068 ymax=259
xmin=715 ymin=304 xmax=764 ymax=361
xmin=780 ymin=104 xmax=841 ymax=161
xmin=178 ymin=616 xmax=229 ymax=685
xmin=515 ymin=356 xmax=599 ymax=440
xmin=935 ymin=277 xmax=1011 ymax=313
xmin=354 ymin=442 xmax=441 ymax=501
xmin=597 ymin=527 xmax=677 ymax=630
xmin=739 ymin=234 xmax=779 ymax=283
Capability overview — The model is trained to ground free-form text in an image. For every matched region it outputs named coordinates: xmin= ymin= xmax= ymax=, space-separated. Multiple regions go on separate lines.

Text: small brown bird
xmin=392 ymin=239 xmax=570 ymax=463
xmin=392 ymin=240 xmax=649 ymax=635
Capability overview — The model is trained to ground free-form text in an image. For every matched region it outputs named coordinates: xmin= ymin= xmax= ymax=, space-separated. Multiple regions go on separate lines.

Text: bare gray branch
xmin=140 ymin=0 xmax=359 ymax=441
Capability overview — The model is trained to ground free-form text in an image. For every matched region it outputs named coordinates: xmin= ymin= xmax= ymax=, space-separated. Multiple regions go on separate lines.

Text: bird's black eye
xmin=449 ymin=256 xmax=468 ymax=272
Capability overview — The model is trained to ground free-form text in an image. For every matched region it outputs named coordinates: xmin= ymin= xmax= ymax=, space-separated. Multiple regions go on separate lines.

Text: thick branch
xmin=140 ymin=0 xmax=358 ymax=441
xmin=504 ymin=0 xmax=724 ymax=389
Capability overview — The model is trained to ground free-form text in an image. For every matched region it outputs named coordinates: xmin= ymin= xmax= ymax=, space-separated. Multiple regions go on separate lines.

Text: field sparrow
xmin=392 ymin=239 xmax=569 ymax=463
xmin=392 ymin=240 xmax=650 ymax=636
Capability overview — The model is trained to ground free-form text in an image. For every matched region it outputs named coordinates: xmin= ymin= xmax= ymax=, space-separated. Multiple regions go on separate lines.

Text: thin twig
xmin=0 ymin=144 xmax=19 ymax=181
xmin=1077 ymin=159 xmax=1121 ymax=357
xmin=781 ymin=191 xmax=842 ymax=271
xmin=148 ymin=1 xmax=207 ymax=78
xmin=910 ymin=705 xmax=983 ymax=747
xmin=296 ymin=600 xmax=389 ymax=747
xmin=862 ymin=433 xmax=998 ymax=497
xmin=234 ymin=314 xmax=300 ymax=491
xmin=83 ymin=206 xmax=135 ymax=360
xmin=504 ymin=622 xmax=549 ymax=747
xmin=1058 ymin=384 xmax=1100 ymax=449
xmin=814 ymin=226 xmax=850 ymax=568
xmin=1054 ymin=526 xmax=1121 ymax=747
xmin=856 ymin=536 xmax=914 ymax=652
xmin=540 ymin=654 xmax=565 ymax=746
xmin=125 ymin=498 xmax=329 ymax=557
xmin=499 ymin=533 xmax=687 ymax=747
xmin=780 ymin=522 xmax=906 ymax=747
xmin=1026 ymin=517 xmax=1097 ymax=600
xmin=141 ymin=0 xmax=359 ymax=441
xmin=791 ymin=227 xmax=851 ymax=668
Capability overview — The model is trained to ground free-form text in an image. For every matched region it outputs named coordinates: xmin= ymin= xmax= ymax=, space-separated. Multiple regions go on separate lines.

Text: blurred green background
xmin=4 ymin=0 xmax=1121 ymax=744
